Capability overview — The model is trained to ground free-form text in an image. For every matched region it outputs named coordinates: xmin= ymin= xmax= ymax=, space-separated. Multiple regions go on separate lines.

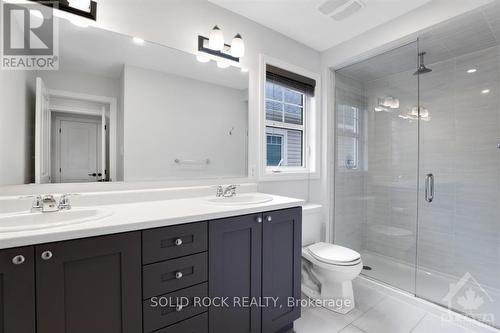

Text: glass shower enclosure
xmin=333 ymin=2 xmax=500 ymax=328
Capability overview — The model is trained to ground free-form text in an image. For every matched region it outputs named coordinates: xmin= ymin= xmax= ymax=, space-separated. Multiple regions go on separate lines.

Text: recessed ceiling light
xmin=133 ymin=37 xmax=144 ymax=45
xmin=196 ymin=55 xmax=210 ymax=63
xmin=467 ymin=68 xmax=477 ymax=74
xmin=240 ymin=68 xmax=248 ymax=73
xmin=481 ymin=89 xmax=490 ymax=94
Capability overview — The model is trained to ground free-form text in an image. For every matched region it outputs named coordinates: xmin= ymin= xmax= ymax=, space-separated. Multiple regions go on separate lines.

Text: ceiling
xmin=336 ymin=0 xmax=500 ymax=82
xmin=208 ymin=0 xmax=432 ymax=51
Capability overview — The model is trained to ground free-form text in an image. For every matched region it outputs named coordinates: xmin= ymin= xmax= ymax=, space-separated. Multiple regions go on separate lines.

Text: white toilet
xmin=301 ymin=242 xmax=362 ymax=314
xmin=300 ymin=205 xmax=363 ymax=314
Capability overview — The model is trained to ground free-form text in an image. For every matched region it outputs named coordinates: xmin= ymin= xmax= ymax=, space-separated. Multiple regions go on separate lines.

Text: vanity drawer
xmin=154 ymin=312 xmax=208 ymax=333
xmin=143 ymin=222 xmax=207 ymax=264
xmin=143 ymin=252 xmax=208 ymax=298
xmin=143 ymin=282 xmax=208 ymax=333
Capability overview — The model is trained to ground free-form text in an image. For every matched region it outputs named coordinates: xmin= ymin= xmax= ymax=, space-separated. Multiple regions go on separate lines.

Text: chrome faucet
xmin=28 ymin=194 xmax=76 ymax=213
xmin=216 ymin=185 xmax=239 ymax=198
xmin=30 ymin=195 xmax=43 ymax=212
xmin=58 ymin=193 xmax=75 ymax=210
xmin=41 ymin=195 xmax=59 ymax=213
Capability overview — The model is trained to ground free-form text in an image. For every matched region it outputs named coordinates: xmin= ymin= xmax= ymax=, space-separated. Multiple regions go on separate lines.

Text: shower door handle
xmin=425 ymin=173 xmax=434 ymax=203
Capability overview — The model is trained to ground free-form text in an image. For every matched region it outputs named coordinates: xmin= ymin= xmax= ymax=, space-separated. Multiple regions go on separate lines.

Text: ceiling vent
xmin=318 ymin=0 xmax=350 ymax=15
xmin=318 ymin=0 xmax=364 ymax=21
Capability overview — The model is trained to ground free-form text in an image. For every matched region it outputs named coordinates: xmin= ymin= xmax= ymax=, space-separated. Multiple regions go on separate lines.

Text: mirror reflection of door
xmin=56 ymin=116 xmax=101 ymax=183
xmin=35 ymin=77 xmax=112 ymax=184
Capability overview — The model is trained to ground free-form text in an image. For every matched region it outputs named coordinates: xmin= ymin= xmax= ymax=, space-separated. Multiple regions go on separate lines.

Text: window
xmin=337 ymin=104 xmax=360 ymax=170
xmin=260 ymin=58 xmax=319 ymax=180
xmin=265 ymin=80 xmax=305 ymax=168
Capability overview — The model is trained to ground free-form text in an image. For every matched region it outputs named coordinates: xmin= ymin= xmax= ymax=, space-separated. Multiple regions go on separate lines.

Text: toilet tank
xmin=301 ymin=204 xmax=324 ymax=246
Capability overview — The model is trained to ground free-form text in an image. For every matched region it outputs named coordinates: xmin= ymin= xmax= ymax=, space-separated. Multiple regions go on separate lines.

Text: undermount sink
xmin=206 ymin=193 xmax=274 ymax=206
xmin=0 ymin=208 xmax=112 ymax=233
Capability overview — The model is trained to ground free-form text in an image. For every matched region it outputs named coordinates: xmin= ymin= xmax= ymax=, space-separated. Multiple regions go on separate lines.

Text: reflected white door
xmin=59 ymin=120 xmax=101 ymax=183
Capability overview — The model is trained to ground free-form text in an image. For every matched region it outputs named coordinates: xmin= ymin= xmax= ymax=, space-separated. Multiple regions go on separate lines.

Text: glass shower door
xmin=416 ymin=45 xmax=500 ymax=329
xmin=334 ymin=42 xmax=419 ymax=294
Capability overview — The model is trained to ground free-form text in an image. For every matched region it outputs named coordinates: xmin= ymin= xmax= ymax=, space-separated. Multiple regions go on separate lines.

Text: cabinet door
xmin=209 ymin=213 xmax=262 ymax=333
xmin=35 ymin=232 xmax=142 ymax=333
xmin=262 ymin=207 xmax=302 ymax=333
xmin=0 ymin=247 xmax=35 ymax=333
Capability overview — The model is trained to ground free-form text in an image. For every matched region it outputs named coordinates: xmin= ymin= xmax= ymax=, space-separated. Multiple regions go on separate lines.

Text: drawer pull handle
xmin=12 ymin=255 xmax=25 ymax=265
xmin=41 ymin=251 xmax=53 ymax=261
xmin=174 ymin=238 xmax=183 ymax=246
xmin=256 ymin=216 xmax=262 ymax=223
xmin=175 ymin=271 xmax=183 ymax=279
xmin=176 ymin=305 xmax=183 ymax=312
xmin=266 ymin=216 xmax=272 ymax=222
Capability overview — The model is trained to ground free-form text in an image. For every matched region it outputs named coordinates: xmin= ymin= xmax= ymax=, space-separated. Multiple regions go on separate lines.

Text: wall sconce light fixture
xmin=28 ymin=0 xmax=97 ymax=21
xmin=197 ymin=25 xmax=245 ymax=68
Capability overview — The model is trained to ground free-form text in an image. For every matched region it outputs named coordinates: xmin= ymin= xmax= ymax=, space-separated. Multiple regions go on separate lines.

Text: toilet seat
xmin=306 ymin=242 xmax=361 ymax=266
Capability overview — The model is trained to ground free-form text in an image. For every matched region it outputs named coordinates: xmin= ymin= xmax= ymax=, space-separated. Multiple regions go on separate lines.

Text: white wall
xmin=0 ymin=71 xmax=35 ymax=186
xmin=123 ymin=65 xmax=248 ymax=181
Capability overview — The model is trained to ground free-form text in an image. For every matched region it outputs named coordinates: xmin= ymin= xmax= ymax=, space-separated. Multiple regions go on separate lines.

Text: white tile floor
xmin=294 ymin=277 xmax=500 ymax=333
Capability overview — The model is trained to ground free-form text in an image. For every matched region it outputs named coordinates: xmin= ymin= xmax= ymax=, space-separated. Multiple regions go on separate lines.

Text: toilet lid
xmin=307 ymin=243 xmax=361 ymax=266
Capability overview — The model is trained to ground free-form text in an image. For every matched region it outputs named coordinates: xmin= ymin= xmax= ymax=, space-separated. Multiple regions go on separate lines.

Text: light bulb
xmin=133 ymin=37 xmax=144 ymax=45
xmin=482 ymin=89 xmax=490 ymax=94
xmin=196 ymin=55 xmax=210 ymax=63
xmin=217 ymin=61 xmax=230 ymax=69
xmin=68 ymin=0 xmax=91 ymax=11
xmin=231 ymin=33 xmax=245 ymax=58
xmin=208 ymin=25 xmax=224 ymax=51
xmin=467 ymin=68 xmax=477 ymax=74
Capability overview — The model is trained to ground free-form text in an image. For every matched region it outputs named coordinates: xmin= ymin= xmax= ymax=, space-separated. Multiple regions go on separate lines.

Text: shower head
xmin=414 ymin=52 xmax=432 ymax=75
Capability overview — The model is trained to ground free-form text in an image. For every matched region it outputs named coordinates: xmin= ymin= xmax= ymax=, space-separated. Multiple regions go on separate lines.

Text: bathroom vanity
xmin=0 ymin=196 xmax=302 ymax=333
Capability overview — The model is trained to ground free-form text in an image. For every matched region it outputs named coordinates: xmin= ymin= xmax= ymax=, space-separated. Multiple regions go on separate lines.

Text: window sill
xmin=259 ymin=169 xmax=320 ymax=182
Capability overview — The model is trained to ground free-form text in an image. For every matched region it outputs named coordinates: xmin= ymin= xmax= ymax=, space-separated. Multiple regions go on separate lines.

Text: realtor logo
xmin=1 ymin=0 xmax=59 ymax=70
xmin=442 ymin=272 xmax=495 ymax=326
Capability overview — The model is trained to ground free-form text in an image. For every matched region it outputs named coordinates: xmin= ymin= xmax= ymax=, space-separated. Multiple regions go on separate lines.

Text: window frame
xmin=337 ymin=105 xmax=361 ymax=171
xmin=258 ymin=54 xmax=321 ymax=181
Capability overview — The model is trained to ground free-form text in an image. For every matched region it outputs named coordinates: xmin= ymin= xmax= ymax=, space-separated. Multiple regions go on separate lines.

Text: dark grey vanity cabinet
xmin=209 ymin=213 xmax=263 ymax=333
xmin=0 ymin=247 xmax=36 ymax=333
xmin=35 ymin=232 xmax=142 ymax=333
xmin=262 ymin=207 xmax=302 ymax=333
xmin=0 ymin=205 xmax=301 ymax=333
xmin=209 ymin=207 xmax=302 ymax=333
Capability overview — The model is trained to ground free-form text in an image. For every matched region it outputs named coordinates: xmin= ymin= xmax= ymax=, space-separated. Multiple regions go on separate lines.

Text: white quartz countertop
xmin=0 ymin=193 xmax=304 ymax=249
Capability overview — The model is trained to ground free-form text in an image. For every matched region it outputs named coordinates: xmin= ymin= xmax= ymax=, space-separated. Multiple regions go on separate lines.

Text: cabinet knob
xmin=41 ymin=251 xmax=53 ymax=261
xmin=12 ymin=255 xmax=25 ymax=265
xmin=175 ymin=271 xmax=183 ymax=279
xmin=176 ymin=305 xmax=183 ymax=312
xmin=174 ymin=238 xmax=183 ymax=246
xmin=256 ymin=216 xmax=263 ymax=223
xmin=266 ymin=216 xmax=272 ymax=222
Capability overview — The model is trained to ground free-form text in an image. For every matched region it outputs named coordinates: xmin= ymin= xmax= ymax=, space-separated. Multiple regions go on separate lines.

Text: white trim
xmin=258 ymin=54 xmax=321 ymax=182
xmin=48 ymin=89 xmax=117 ymax=181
